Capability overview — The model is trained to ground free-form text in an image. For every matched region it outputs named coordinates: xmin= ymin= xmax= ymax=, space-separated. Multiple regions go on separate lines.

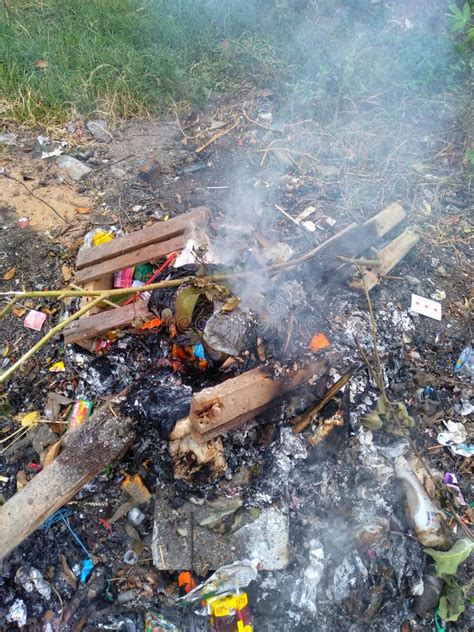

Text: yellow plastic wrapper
xmin=91 ymin=229 xmax=114 ymax=247
xmin=208 ymin=592 xmax=253 ymax=632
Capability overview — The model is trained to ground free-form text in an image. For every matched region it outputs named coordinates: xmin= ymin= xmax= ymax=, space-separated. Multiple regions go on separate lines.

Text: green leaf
xmin=438 ymin=582 xmax=465 ymax=622
xmin=425 ymin=539 xmax=474 ymax=576
xmin=462 ymin=2 xmax=471 ymax=20
xmin=394 ymin=401 xmax=415 ymax=428
xmin=174 ymin=286 xmax=204 ymax=330
xmin=376 ymin=395 xmax=389 ymax=415
xmin=448 ymin=3 xmax=462 ymax=18
xmin=361 ymin=410 xmax=383 ymax=430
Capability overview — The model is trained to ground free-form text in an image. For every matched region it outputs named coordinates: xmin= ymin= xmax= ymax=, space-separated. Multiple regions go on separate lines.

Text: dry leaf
xmin=76 ymin=206 xmax=91 ymax=215
xmin=21 ymin=411 xmax=40 ymax=428
xmin=34 ymin=59 xmax=48 ymax=69
xmin=62 ymin=264 xmax=73 ymax=281
xmin=60 ymin=553 xmax=77 ymax=590
xmin=43 ymin=438 xmax=64 ymax=466
xmin=12 ymin=306 xmax=26 ymax=318
xmin=3 ymin=267 xmax=16 ymax=281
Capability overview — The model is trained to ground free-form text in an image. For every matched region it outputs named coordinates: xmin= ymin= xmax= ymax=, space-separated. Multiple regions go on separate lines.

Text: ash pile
xmin=0 ymin=201 xmax=472 ymax=632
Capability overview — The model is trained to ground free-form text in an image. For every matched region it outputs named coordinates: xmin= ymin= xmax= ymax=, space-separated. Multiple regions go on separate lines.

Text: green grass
xmin=0 ymin=0 xmax=466 ymax=127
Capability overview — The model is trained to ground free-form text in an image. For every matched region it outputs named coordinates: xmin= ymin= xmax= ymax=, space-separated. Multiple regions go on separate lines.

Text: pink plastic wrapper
xmin=23 ymin=310 xmax=47 ymax=331
xmin=18 ymin=217 xmax=31 ymax=229
xmin=114 ymin=267 xmax=134 ymax=288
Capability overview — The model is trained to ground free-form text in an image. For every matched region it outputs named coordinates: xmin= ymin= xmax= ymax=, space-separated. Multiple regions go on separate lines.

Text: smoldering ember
xmin=0 ymin=2 xmax=472 ymax=632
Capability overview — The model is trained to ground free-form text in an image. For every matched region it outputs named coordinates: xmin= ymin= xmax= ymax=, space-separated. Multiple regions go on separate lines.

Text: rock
xmin=436 ymin=265 xmax=448 ymax=277
xmin=137 ymin=159 xmax=161 ymax=184
xmin=31 ymin=424 xmax=58 ymax=460
xmin=56 ymin=155 xmax=92 ymax=181
xmin=0 ymin=133 xmax=16 ymax=145
xmin=110 ymin=166 xmax=127 ymax=179
xmin=86 ymin=119 xmax=112 ymax=143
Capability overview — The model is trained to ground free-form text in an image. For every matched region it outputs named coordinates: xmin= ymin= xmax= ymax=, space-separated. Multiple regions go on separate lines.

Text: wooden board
xmin=190 ymin=356 xmax=334 ymax=442
xmin=64 ymin=299 xmax=153 ymax=345
xmin=76 ymin=207 xmax=209 ymax=269
xmin=0 ymin=407 xmax=133 ymax=561
xmin=75 ymin=234 xmax=187 ymax=284
xmin=351 ymin=227 xmax=419 ymax=291
xmin=310 ymin=203 xmax=406 ymax=279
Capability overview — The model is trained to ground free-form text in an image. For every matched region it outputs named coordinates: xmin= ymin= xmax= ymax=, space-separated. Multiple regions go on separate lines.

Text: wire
xmin=41 ymin=508 xmax=91 ymax=558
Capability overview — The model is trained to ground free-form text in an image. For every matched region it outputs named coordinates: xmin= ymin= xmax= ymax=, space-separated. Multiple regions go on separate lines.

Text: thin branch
xmin=0 ymin=295 xmax=104 ymax=384
xmin=195 ymin=117 xmax=240 ymax=153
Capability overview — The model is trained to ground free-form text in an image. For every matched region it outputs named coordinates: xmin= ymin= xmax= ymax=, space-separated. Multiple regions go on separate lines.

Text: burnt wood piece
xmin=63 ymin=299 xmax=153 ymax=346
xmin=76 ymin=206 xmax=209 ymax=270
xmin=0 ymin=407 xmax=133 ymax=561
xmin=351 ymin=227 xmax=419 ymax=291
xmin=310 ymin=202 xmax=406 ymax=279
xmin=190 ymin=356 xmax=335 ymax=442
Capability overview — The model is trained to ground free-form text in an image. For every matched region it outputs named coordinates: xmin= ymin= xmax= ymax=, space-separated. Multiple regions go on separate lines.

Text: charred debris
xmin=0 ymin=179 xmax=472 ymax=630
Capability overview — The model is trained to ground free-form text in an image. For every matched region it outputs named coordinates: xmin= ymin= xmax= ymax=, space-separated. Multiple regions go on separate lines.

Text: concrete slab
xmin=152 ymin=486 xmax=289 ymax=574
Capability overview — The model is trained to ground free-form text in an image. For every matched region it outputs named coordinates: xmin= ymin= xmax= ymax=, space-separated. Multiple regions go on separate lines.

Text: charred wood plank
xmin=309 ymin=202 xmax=406 ymax=279
xmin=76 ymin=207 xmax=209 ymax=270
xmin=190 ymin=356 xmax=335 ymax=442
xmin=0 ymin=407 xmax=133 ymax=561
xmin=351 ymin=227 xmax=419 ymax=291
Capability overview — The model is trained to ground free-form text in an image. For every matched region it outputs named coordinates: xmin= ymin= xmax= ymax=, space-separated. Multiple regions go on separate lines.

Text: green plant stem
xmin=0 ymin=295 xmax=104 ymax=384
xmin=0 ymin=298 xmax=17 ymax=319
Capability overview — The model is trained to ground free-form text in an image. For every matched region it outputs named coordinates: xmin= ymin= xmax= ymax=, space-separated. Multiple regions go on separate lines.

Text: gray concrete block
xmin=152 ymin=486 xmax=289 ymax=573
xmin=56 ymin=155 xmax=92 ymax=181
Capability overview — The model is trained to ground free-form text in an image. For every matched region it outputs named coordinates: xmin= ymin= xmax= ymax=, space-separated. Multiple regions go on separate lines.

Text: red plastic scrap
xmin=99 ymin=518 xmax=113 ymax=534
xmin=123 ymin=252 xmax=178 ymax=306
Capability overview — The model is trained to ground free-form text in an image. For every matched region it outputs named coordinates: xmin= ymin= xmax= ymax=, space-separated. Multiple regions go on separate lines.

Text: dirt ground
xmin=0 ymin=80 xmax=472 ymax=632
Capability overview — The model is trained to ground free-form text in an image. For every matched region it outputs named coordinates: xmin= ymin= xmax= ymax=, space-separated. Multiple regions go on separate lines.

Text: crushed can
xmin=208 ymin=592 xmax=253 ymax=632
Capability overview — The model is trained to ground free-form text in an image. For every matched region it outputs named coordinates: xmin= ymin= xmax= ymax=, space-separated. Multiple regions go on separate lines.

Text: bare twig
xmin=293 ymin=370 xmax=354 ymax=433
xmin=242 ymin=108 xmax=276 ymax=131
xmin=195 ymin=117 xmax=240 ymax=153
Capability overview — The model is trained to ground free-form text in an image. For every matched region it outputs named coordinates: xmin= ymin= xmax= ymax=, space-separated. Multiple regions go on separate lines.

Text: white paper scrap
xmin=410 ymin=293 xmax=442 ymax=321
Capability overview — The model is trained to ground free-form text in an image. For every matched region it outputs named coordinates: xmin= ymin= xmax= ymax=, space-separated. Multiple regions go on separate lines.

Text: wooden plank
xmin=365 ymin=202 xmax=405 ymax=237
xmin=64 ymin=300 xmax=153 ymax=345
xmin=190 ymin=356 xmax=335 ymax=442
xmin=76 ymin=207 xmax=209 ymax=270
xmin=80 ymin=275 xmax=114 ymax=316
xmin=75 ymin=234 xmax=186 ymax=284
xmin=310 ymin=203 xmax=405 ymax=279
xmin=351 ymin=227 xmax=419 ymax=291
xmin=0 ymin=407 xmax=133 ymax=561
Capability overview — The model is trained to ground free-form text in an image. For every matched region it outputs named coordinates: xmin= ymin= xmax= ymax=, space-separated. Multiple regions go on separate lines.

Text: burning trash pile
xmin=0 ymin=196 xmax=472 ymax=632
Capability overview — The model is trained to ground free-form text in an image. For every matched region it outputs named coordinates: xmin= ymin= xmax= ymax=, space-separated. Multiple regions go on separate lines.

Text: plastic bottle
xmin=394 ymin=456 xmax=447 ymax=548
xmin=454 ymin=346 xmax=473 ymax=379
